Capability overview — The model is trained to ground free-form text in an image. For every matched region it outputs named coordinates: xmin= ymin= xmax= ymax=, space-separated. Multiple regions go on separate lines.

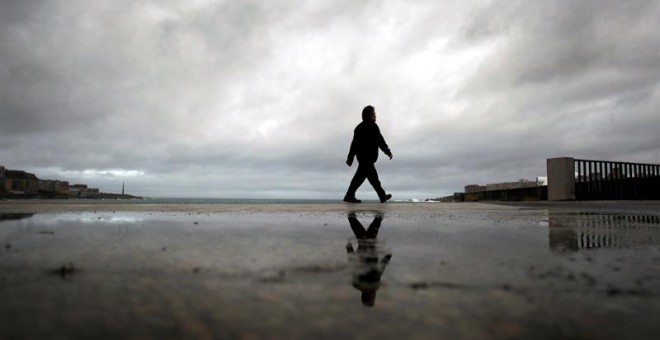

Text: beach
xmin=1 ymin=200 xmax=660 ymax=339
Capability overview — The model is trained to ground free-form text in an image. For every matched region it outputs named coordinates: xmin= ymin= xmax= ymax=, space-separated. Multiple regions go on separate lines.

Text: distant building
xmin=69 ymin=184 xmax=87 ymax=197
xmin=85 ymin=188 xmax=100 ymax=197
xmin=69 ymin=184 xmax=99 ymax=198
xmin=38 ymin=180 xmax=61 ymax=194
xmin=0 ymin=166 xmax=6 ymax=194
xmin=60 ymin=181 xmax=70 ymax=194
xmin=4 ymin=170 xmax=39 ymax=195
xmin=1 ymin=165 xmax=101 ymax=198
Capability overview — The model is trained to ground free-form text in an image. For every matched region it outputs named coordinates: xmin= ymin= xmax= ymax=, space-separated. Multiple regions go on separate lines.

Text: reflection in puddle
xmin=0 ymin=213 xmax=35 ymax=223
xmin=549 ymin=212 xmax=660 ymax=252
xmin=0 ymin=212 xmax=142 ymax=226
xmin=346 ymin=212 xmax=392 ymax=307
xmin=48 ymin=214 xmax=143 ymax=224
xmin=71 ymin=216 xmax=142 ymax=224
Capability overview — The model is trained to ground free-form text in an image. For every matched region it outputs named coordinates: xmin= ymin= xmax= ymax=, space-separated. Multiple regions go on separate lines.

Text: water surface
xmin=1 ymin=208 xmax=659 ymax=339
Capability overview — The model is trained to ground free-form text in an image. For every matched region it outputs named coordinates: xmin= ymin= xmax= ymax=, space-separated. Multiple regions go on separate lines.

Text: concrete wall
xmin=547 ymin=157 xmax=575 ymax=201
xmin=485 ymin=179 xmax=539 ymax=191
xmin=465 ymin=184 xmax=486 ymax=193
xmin=464 ymin=186 xmax=547 ymax=202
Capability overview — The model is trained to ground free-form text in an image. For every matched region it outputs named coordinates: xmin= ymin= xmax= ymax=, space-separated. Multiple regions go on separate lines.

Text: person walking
xmin=344 ymin=105 xmax=393 ymax=203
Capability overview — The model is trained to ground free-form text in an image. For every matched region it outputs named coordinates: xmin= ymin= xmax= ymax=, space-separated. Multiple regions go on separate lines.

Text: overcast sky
xmin=1 ymin=0 xmax=659 ymax=200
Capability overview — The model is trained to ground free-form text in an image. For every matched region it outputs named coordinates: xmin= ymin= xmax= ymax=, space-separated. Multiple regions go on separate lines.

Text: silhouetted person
xmin=346 ymin=212 xmax=392 ymax=307
xmin=344 ymin=105 xmax=393 ymax=203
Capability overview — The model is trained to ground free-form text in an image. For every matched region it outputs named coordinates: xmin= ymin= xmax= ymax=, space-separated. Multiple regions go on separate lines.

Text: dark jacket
xmin=347 ymin=120 xmax=392 ymax=164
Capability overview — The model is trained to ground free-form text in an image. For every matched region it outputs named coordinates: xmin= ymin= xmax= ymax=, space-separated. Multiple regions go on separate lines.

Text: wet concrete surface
xmin=1 ymin=203 xmax=660 ymax=339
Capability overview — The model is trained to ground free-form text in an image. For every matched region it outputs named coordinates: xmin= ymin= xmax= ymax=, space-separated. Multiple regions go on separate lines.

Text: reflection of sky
xmin=0 ymin=213 xmax=142 ymax=250
xmin=0 ymin=212 xmax=144 ymax=224
xmin=61 ymin=215 xmax=143 ymax=224
xmin=538 ymin=211 xmax=549 ymax=228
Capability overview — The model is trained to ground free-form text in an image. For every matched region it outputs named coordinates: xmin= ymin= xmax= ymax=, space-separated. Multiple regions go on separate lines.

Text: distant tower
xmin=122 ymin=182 xmax=125 ymax=195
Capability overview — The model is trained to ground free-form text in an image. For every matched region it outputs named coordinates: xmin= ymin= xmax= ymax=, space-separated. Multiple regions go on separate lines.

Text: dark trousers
xmin=348 ymin=215 xmax=382 ymax=240
xmin=346 ymin=162 xmax=386 ymax=199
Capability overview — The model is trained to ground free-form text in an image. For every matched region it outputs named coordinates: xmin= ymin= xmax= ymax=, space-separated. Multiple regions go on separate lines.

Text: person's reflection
xmin=346 ymin=212 xmax=392 ymax=307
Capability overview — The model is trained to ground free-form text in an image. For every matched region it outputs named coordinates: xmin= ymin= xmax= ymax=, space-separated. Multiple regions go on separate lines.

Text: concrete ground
xmin=1 ymin=201 xmax=659 ymax=339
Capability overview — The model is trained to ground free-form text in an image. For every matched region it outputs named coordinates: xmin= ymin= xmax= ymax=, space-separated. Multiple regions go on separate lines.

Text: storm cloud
xmin=1 ymin=0 xmax=659 ymax=199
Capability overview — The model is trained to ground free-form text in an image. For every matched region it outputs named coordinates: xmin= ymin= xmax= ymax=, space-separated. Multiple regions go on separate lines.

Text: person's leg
xmin=348 ymin=214 xmax=366 ymax=239
xmin=365 ymin=214 xmax=383 ymax=239
xmin=364 ymin=163 xmax=387 ymax=199
xmin=345 ymin=163 xmax=367 ymax=201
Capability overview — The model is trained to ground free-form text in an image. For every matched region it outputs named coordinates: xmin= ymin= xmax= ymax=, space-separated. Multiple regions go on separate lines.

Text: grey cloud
xmin=464 ymin=0 xmax=660 ymax=88
xmin=2 ymin=0 xmax=659 ymax=198
xmin=455 ymin=0 xmax=660 ymax=159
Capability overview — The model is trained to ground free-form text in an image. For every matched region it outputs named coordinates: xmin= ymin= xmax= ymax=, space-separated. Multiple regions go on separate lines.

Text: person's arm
xmin=376 ymin=126 xmax=393 ymax=160
xmin=346 ymin=130 xmax=357 ymax=166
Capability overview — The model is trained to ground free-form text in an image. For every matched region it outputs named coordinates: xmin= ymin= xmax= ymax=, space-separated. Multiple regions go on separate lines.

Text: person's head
xmin=361 ymin=105 xmax=376 ymax=122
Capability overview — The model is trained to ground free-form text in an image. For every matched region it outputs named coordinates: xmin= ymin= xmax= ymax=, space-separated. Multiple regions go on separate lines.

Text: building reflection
xmin=0 ymin=213 xmax=35 ymax=223
xmin=549 ymin=212 xmax=660 ymax=252
xmin=346 ymin=212 xmax=392 ymax=307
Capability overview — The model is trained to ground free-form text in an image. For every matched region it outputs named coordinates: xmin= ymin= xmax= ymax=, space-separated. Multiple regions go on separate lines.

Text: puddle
xmin=0 ymin=209 xmax=659 ymax=339
xmin=549 ymin=212 xmax=660 ymax=252
xmin=0 ymin=213 xmax=35 ymax=222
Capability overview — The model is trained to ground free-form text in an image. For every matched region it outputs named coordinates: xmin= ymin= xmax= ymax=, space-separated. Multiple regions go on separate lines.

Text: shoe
xmin=379 ymin=194 xmax=392 ymax=203
xmin=343 ymin=196 xmax=362 ymax=203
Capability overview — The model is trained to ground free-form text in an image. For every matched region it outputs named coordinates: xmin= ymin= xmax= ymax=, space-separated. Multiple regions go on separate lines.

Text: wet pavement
xmin=1 ymin=203 xmax=659 ymax=339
